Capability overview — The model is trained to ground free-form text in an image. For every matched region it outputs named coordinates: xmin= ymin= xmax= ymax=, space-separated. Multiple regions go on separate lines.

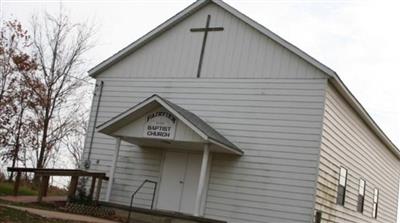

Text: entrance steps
xmin=101 ymin=202 xmax=226 ymax=223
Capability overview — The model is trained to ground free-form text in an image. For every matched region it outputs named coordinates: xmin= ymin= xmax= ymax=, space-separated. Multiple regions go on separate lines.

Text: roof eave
xmin=209 ymin=138 xmax=243 ymax=155
xmin=329 ymin=75 xmax=400 ymax=160
xmin=88 ymin=0 xmax=211 ymax=77
xmin=96 ymin=95 xmax=209 ymax=140
xmin=88 ymin=0 xmax=336 ymax=78
xmin=96 ymin=94 xmax=159 ymax=133
xmin=211 ymin=0 xmax=337 ymax=78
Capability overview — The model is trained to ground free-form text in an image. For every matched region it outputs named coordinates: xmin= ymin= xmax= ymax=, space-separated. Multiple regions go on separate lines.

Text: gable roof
xmin=89 ymin=0 xmax=400 ymax=159
xmin=97 ymin=94 xmax=243 ymax=155
xmin=88 ymin=0 xmax=336 ymax=78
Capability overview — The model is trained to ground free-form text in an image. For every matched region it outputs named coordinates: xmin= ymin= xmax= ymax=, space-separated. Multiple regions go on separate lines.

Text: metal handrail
xmin=127 ymin=179 xmax=157 ymax=223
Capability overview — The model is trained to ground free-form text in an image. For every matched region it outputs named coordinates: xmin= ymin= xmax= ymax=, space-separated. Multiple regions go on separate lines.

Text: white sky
xmin=2 ymin=0 xmax=400 ymax=217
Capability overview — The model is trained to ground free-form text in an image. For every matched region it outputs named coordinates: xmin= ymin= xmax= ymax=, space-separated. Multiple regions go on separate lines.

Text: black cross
xmin=190 ymin=15 xmax=224 ymax=78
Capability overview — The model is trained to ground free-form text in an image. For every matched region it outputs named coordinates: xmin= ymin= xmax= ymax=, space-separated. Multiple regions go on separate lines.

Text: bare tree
xmin=63 ymin=111 xmax=88 ymax=168
xmin=27 ymin=12 xmax=94 ymax=175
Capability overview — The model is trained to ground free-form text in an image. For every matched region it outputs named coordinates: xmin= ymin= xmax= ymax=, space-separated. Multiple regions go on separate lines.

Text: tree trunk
xmin=37 ymin=102 xmax=51 ymax=169
xmin=34 ymin=110 xmax=50 ymax=186
xmin=8 ymin=105 xmax=25 ymax=182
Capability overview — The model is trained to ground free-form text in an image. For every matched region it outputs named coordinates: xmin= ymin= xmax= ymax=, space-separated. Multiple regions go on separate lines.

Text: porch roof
xmin=97 ymin=94 xmax=243 ymax=155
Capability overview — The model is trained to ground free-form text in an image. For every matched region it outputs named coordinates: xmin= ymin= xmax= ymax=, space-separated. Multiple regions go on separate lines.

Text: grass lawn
xmin=0 ymin=198 xmax=61 ymax=213
xmin=0 ymin=182 xmax=37 ymax=196
xmin=0 ymin=206 xmax=83 ymax=223
xmin=0 ymin=180 xmax=68 ymax=197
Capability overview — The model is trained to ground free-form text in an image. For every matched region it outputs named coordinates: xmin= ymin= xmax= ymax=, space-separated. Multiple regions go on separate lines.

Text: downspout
xmin=84 ymin=80 xmax=104 ymax=169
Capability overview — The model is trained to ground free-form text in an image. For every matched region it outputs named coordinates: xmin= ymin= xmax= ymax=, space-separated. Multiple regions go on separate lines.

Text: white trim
xmin=330 ymin=78 xmax=400 ymax=159
xmin=309 ymin=78 xmax=328 ymax=220
xmin=105 ymin=137 xmax=121 ymax=201
xmin=96 ymin=95 xmax=157 ymax=133
xmin=194 ymin=144 xmax=210 ymax=216
xmin=395 ymin=177 xmax=400 ymax=223
xmin=200 ymin=152 xmax=212 ymax=216
xmin=212 ymin=0 xmax=335 ymax=77
xmin=88 ymin=0 xmax=335 ymax=78
xmin=88 ymin=0 xmax=208 ymax=76
xmin=97 ymin=95 xmax=209 ymax=140
xmin=208 ymin=138 xmax=242 ymax=155
xmin=154 ymin=150 xmax=167 ymax=209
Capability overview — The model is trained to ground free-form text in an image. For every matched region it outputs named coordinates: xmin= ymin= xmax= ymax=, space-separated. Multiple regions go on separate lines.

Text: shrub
xmin=69 ymin=177 xmax=92 ymax=205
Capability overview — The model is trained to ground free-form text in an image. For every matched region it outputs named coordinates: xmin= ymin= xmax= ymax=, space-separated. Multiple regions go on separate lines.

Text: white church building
xmin=82 ymin=0 xmax=400 ymax=222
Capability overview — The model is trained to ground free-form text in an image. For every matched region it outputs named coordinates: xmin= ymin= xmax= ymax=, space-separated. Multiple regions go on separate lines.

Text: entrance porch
xmin=96 ymin=94 xmax=242 ymax=217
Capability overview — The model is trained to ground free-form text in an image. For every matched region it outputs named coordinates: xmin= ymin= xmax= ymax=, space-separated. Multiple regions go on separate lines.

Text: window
xmin=372 ymin=188 xmax=379 ymax=218
xmin=357 ymin=179 xmax=366 ymax=213
xmin=314 ymin=210 xmax=322 ymax=223
xmin=336 ymin=167 xmax=347 ymax=205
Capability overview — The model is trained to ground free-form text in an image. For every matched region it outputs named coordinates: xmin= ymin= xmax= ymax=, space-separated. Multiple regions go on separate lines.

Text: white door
xmin=179 ymin=153 xmax=201 ymax=214
xmin=157 ymin=151 xmax=202 ymax=214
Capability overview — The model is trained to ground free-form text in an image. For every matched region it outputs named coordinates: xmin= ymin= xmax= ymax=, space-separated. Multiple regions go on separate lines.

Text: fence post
xmin=95 ymin=178 xmax=103 ymax=204
xmin=13 ymin=171 xmax=21 ymax=196
xmin=68 ymin=176 xmax=79 ymax=201
xmin=42 ymin=175 xmax=50 ymax=197
xmin=89 ymin=176 xmax=97 ymax=199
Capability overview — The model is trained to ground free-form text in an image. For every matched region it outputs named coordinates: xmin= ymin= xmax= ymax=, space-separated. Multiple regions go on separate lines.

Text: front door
xmin=157 ymin=151 xmax=202 ymax=214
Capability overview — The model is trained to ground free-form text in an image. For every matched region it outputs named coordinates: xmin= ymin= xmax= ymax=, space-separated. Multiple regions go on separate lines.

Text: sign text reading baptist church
xmin=144 ymin=111 xmax=177 ymax=140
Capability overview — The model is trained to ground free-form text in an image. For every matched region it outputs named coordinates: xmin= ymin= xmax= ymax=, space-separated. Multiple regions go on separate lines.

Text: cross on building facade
xmin=190 ymin=15 xmax=224 ymax=78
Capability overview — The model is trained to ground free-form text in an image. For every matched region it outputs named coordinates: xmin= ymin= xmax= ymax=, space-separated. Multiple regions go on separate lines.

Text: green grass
xmin=0 ymin=206 xmax=83 ymax=223
xmin=0 ymin=181 xmax=37 ymax=196
xmin=0 ymin=198 xmax=61 ymax=213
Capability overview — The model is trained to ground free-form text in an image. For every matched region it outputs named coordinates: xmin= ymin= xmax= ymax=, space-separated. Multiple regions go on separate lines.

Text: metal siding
xmin=81 ymin=2 xmax=330 ymax=222
xmin=314 ymin=83 xmax=400 ymax=223
xmin=97 ymin=3 xmax=325 ymax=79
xmin=84 ymin=78 xmax=326 ymax=223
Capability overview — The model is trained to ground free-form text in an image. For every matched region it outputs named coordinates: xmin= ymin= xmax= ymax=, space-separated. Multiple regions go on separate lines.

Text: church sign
xmin=144 ymin=111 xmax=177 ymax=140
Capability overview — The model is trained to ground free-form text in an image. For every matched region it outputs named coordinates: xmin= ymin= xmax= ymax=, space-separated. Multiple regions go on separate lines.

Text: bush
xmin=69 ymin=177 xmax=92 ymax=205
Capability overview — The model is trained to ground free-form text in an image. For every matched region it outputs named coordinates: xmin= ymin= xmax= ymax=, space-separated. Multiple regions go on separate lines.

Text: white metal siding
xmin=81 ymin=2 xmax=331 ymax=221
xmin=96 ymin=3 xmax=325 ymax=79
xmin=83 ymin=78 xmax=327 ymax=223
xmin=314 ymin=83 xmax=400 ymax=223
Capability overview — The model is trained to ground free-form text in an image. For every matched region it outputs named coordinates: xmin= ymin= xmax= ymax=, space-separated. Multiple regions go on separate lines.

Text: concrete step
xmin=117 ymin=209 xmax=204 ymax=223
xmin=102 ymin=202 xmax=226 ymax=223
xmin=127 ymin=211 xmax=171 ymax=223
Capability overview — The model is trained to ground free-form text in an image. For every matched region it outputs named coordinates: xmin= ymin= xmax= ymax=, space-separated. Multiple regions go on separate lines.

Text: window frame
xmin=357 ymin=178 xmax=366 ymax=213
xmin=372 ymin=188 xmax=379 ymax=219
xmin=315 ymin=210 xmax=322 ymax=223
xmin=336 ymin=167 xmax=348 ymax=206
